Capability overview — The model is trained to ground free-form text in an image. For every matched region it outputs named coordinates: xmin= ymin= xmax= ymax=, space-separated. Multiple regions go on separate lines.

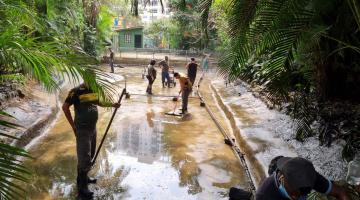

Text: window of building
xmin=151 ymin=1 xmax=158 ymax=6
xmin=124 ymin=34 xmax=131 ymax=43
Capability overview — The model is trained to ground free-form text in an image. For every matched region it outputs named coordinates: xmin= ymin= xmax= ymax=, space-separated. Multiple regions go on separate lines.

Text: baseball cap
xmin=277 ymin=157 xmax=317 ymax=189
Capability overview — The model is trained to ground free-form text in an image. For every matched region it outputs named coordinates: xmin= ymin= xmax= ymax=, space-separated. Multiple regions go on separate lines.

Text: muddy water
xmin=22 ymin=67 xmax=248 ymax=199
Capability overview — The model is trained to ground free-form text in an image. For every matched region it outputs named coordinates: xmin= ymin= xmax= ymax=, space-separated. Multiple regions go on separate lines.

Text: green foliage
xmin=0 ymin=0 xmax=118 ymax=198
xmin=97 ymin=5 xmax=113 ymax=52
xmin=207 ymin=0 xmax=360 ymax=154
xmin=0 ymin=111 xmax=31 ymax=199
xmin=44 ymin=0 xmax=86 ymax=46
xmin=144 ymin=19 xmax=182 ymax=48
xmin=0 ymin=74 xmax=25 ymax=85
xmin=169 ymin=0 xmax=216 ymax=49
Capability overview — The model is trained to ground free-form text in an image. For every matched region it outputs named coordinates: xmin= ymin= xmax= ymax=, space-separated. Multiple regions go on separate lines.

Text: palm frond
xmin=219 ymin=0 xmax=315 ymax=99
xmin=0 ymin=0 xmax=118 ymax=198
xmin=347 ymin=0 xmax=360 ymax=29
xmin=0 ymin=112 xmax=31 ymax=200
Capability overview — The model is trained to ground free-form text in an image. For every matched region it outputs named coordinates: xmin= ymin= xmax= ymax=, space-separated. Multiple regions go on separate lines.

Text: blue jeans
xmin=162 ymin=72 xmax=170 ymax=84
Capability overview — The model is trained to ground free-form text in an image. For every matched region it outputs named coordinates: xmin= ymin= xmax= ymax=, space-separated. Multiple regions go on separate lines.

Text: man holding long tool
xmin=174 ymin=72 xmax=192 ymax=114
xmin=62 ymin=83 xmax=120 ymax=198
xmin=158 ymin=56 xmax=170 ymax=88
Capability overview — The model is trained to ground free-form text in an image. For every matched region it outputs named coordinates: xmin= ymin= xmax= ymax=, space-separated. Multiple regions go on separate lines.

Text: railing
xmin=115 ymin=47 xmax=217 ymax=61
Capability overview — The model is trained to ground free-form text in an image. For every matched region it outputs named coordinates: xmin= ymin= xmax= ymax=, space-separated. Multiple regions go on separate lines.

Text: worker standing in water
xmin=201 ymin=54 xmax=209 ymax=73
xmin=109 ymin=48 xmax=114 ymax=73
xmin=146 ymin=59 xmax=157 ymax=95
xmin=186 ymin=57 xmax=202 ymax=85
xmin=158 ymin=56 xmax=170 ymax=88
xmin=174 ymin=72 xmax=192 ymax=114
xmin=62 ymin=83 xmax=120 ymax=198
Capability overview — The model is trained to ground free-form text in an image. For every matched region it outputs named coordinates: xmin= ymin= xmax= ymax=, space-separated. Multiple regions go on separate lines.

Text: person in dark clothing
xmin=158 ymin=56 xmax=170 ymax=88
xmin=146 ymin=59 xmax=157 ymax=95
xmin=256 ymin=157 xmax=350 ymax=200
xmin=62 ymin=83 xmax=120 ymax=198
xmin=174 ymin=72 xmax=192 ymax=114
xmin=186 ymin=57 xmax=201 ymax=85
xmin=109 ymin=48 xmax=114 ymax=73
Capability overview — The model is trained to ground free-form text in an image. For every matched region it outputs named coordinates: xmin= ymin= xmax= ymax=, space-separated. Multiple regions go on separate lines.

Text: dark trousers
xmin=76 ymin=127 xmax=96 ymax=174
xmin=181 ymin=89 xmax=190 ymax=111
xmin=110 ymin=60 xmax=114 ymax=73
xmin=189 ymin=75 xmax=196 ymax=86
xmin=146 ymin=77 xmax=155 ymax=94
xmin=162 ymin=72 xmax=170 ymax=85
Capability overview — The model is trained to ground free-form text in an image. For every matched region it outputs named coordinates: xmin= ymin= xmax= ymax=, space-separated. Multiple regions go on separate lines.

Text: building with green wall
xmin=115 ymin=26 xmax=144 ymax=49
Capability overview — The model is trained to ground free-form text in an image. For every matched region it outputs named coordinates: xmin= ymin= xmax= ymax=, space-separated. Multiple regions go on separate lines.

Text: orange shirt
xmin=179 ymin=75 xmax=192 ymax=91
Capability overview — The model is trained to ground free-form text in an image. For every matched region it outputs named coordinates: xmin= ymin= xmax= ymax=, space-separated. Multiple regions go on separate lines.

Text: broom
xmin=165 ymin=94 xmax=182 ymax=116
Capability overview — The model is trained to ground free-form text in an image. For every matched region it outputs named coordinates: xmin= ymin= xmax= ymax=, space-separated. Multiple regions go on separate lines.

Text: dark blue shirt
xmin=255 ymin=172 xmax=332 ymax=200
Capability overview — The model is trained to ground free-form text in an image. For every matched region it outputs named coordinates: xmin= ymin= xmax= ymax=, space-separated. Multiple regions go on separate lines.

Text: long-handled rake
xmin=91 ymin=88 xmax=126 ymax=166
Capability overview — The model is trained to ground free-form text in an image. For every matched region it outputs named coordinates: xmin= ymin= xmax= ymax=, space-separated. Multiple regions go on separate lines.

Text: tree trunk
xmin=315 ymin=60 xmax=329 ymax=102
xmin=82 ymin=0 xmax=99 ymax=56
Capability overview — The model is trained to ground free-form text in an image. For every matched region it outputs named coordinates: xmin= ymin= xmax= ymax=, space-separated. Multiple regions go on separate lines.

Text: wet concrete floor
xmin=22 ymin=67 xmax=248 ymax=199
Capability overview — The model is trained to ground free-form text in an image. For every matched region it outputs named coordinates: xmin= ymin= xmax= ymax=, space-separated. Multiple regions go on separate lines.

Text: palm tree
xmin=0 ymin=1 xmax=116 ymax=198
xmin=201 ymin=0 xmax=360 ymax=156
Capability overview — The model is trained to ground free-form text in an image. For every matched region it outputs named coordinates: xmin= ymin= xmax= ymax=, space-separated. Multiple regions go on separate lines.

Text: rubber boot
xmin=77 ymin=170 xmax=93 ymax=198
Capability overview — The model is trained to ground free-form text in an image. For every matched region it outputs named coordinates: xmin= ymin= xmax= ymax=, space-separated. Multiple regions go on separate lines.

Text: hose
xmin=196 ymin=73 xmax=257 ymax=195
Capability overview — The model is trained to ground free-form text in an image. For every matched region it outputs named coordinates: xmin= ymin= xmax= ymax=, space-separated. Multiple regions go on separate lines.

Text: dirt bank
xmin=0 ymin=80 xmax=59 ymax=148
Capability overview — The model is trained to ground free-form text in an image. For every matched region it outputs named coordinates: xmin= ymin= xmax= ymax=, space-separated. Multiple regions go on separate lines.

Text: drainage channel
xmin=196 ymin=74 xmax=257 ymax=195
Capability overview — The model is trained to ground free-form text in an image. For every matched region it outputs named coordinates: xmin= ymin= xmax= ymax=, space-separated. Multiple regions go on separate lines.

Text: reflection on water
xmin=20 ymin=68 xmax=249 ymax=200
xmin=117 ymin=114 xmax=162 ymax=164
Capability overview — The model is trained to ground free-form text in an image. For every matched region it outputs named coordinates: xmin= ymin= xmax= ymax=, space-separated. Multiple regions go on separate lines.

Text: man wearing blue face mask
xmin=256 ymin=157 xmax=350 ymax=200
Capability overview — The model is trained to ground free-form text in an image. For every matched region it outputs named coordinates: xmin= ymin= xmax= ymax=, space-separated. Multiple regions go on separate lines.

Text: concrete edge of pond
xmin=208 ymin=83 xmax=267 ymax=187
xmin=1 ymin=81 xmax=63 ymax=149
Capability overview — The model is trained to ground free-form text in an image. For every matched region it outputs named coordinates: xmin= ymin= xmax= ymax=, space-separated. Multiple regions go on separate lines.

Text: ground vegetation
xmin=0 ymin=0 xmax=115 ymax=198
xmin=205 ymin=0 xmax=360 ymax=161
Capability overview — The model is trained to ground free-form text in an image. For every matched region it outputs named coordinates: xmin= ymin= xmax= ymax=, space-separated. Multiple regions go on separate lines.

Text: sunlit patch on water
xmin=151 ymin=118 xmax=180 ymax=124
xmin=49 ymin=180 xmax=74 ymax=198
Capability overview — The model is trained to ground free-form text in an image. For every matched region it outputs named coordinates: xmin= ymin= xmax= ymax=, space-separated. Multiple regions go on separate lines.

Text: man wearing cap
xmin=256 ymin=156 xmax=350 ymax=200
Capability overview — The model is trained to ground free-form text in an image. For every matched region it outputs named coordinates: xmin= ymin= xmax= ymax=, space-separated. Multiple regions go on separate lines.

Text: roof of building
xmin=114 ymin=26 xmax=144 ymax=32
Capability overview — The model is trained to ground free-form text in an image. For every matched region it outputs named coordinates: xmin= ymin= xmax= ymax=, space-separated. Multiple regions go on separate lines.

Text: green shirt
xmin=65 ymin=85 xmax=99 ymax=129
